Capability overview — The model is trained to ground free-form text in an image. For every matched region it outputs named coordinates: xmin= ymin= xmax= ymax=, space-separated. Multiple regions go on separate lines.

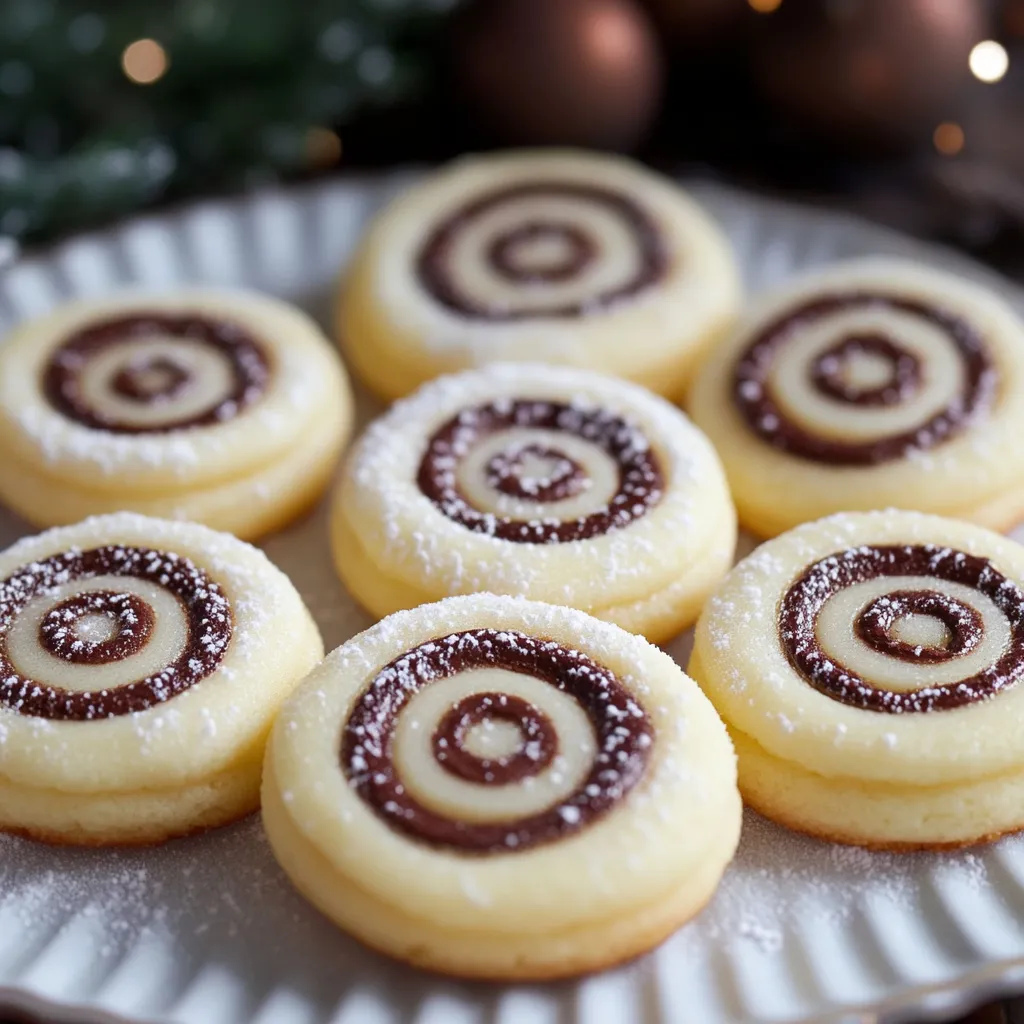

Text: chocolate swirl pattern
xmin=0 ymin=291 xmax=353 ymax=542
xmin=432 ymin=692 xmax=558 ymax=784
xmin=0 ymin=545 xmax=232 ymax=720
xmin=689 ymin=510 xmax=1024 ymax=849
xmin=779 ymin=544 xmax=1024 ymax=713
xmin=342 ymin=628 xmax=653 ymax=853
xmin=45 ymin=313 xmax=270 ymax=433
xmin=418 ymin=399 xmax=664 ymax=543
xmin=417 ymin=182 xmax=667 ymax=320
xmin=733 ymin=294 xmax=996 ymax=465
xmin=265 ymin=595 xmax=742 ymax=979
xmin=38 ymin=590 xmax=156 ymax=665
xmin=334 ymin=363 xmax=736 ymax=644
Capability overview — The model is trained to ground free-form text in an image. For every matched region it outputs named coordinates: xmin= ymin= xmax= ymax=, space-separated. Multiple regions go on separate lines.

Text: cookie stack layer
xmin=0 ymin=513 xmax=323 ymax=845
xmin=0 ymin=290 xmax=353 ymax=540
xmin=340 ymin=149 xmax=739 ymax=401
xmin=331 ymin=362 xmax=736 ymax=644
xmin=692 ymin=510 xmax=1024 ymax=849
xmin=689 ymin=259 xmax=1024 ymax=537
xmin=263 ymin=595 xmax=741 ymax=980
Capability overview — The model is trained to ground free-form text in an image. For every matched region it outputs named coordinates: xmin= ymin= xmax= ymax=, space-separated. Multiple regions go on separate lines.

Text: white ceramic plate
xmin=1 ymin=175 xmax=1024 ymax=1024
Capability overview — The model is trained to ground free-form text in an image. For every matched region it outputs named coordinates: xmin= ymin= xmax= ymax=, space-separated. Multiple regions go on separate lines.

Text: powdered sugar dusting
xmin=0 ymin=512 xmax=304 ymax=748
xmin=779 ymin=542 xmax=1024 ymax=714
xmin=0 ymin=804 xmax=1008 ymax=1021
xmin=0 ymin=289 xmax=338 ymax=480
xmin=0 ymin=543 xmax=231 ymax=719
xmin=342 ymin=627 xmax=652 ymax=852
xmin=419 ymin=398 xmax=662 ymax=543
xmin=675 ymin=809 xmax=997 ymax=959
xmin=322 ymin=591 xmax=665 ymax=691
xmin=341 ymin=362 xmax=728 ymax=603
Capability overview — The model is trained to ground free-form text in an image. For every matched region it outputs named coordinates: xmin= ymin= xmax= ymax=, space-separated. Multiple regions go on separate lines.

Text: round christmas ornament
xmin=0 ymin=289 xmax=352 ymax=540
xmin=263 ymin=594 xmax=741 ymax=979
xmin=0 ymin=512 xmax=323 ymax=846
xmin=1007 ymin=0 xmax=1024 ymax=36
xmin=751 ymin=0 xmax=986 ymax=147
xmin=332 ymin=363 xmax=736 ymax=644
xmin=453 ymin=0 xmax=663 ymax=150
xmin=339 ymin=148 xmax=739 ymax=401
xmin=688 ymin=258 xmax=1024 ymax=537
xmin=692 ymin=510 xmax=1024 ymax=850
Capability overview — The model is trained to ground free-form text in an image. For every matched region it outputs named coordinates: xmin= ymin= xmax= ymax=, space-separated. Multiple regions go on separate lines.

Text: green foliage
xmin=0 ymin=0 xmax=457 ymax=241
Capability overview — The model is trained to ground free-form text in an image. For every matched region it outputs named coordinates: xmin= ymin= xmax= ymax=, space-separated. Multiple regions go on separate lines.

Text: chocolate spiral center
xmin=418 ymin=400 xmax=663 ymax=543
xmin=855 ymin=589 xmax=984 ymax=663
xmin=487 ymin=222 xmax=595 ymax=284
xmin=38 ymin=590 xmax=155 ymax=666
xmin=779 ymin=544 xmax=1024 ymax=712
xmin=484 ymin=444 xmax=587 ymax=502
xmin=45 ymin=313 xmax=270 ymax=433
xmin=111 ymin=357 xmax=192 ymax=403
xmin=0 ymin=545 xmax=232 ymax=720
xmin=811 ymin=334 xmax=922 ymax=407
xmin=417 ymin=181 xmax=667 ymax=320
xmin=342 ymin=629 xmax=652 ymax=853
xmin=433 ymin=692 xmax=558 ymax=785
xmin=734 ymin=293 xmax=995 ymax=465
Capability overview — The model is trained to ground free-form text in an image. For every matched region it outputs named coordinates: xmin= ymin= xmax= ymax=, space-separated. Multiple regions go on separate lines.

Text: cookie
xmin=0 ymin=289 xmax=353 ymax=540
xmin=339 ymin=149 xmax=740 ymax=401
xmin=687 ymin=259 xmax=1024 ymax=537
xmin=263 ymin=594 xmax=741 ymax=980
xmin=690 ymin=509 xmax=1024 ymax=850
xmin=331 ymin=363 xmax=736 ymax=644
xmin=0 ymin=513 xmax=323 ymax=846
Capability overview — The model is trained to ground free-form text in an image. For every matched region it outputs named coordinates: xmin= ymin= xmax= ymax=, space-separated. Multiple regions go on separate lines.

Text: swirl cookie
xmin=687 ymin=259 xmax=1024 ymax=537
xmin=0 ymin=289 xmax=353 ymax=540
xmin=0 ymin=513 xmax=323 ymax=845
xmin=339 ymin=149 xmax=740 ymax=401
xmin=263 ymin=595 xmax=741 ymax=979
xmin=331 ymin=363 xmax=736 ymax=644
xmin=691 ymin=509 xmax=1024 ymax=850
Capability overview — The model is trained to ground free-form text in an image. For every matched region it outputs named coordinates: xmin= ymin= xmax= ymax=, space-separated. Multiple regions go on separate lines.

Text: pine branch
xmin=0 ymin=0 xmax=459 ymax=241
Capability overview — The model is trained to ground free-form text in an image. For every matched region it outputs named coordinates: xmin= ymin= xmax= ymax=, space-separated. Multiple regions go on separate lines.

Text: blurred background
xmin=0 ymin=0 xmax=1020 ymax=277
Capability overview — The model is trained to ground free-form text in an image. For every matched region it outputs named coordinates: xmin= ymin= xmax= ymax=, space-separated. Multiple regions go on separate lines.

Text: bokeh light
xmin=968 ymin=40 xmax=1009 ymax=83
xmin=306 ymin=127 xmax=343 ymax=168
xmin=933 ymin=121 xmax=965 ymax=155
xmin=122 ymin=39 xmax=169 ymax=85
xmin=748 ymin=0 xmax=783 ymax=13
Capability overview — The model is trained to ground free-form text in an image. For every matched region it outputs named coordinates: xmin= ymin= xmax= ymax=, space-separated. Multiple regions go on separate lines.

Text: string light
xmin=933 ymin=122 xmax=965 ymax=156
xmin=306 ymin=127 xmax=343 ymax=168
xmin=968 ymin=40 xmax=1009 ymax=83
xmin=121 ymin=39 xmax=168 ymax=85
xmin=748 ymin=0 xmax=783 ymax=12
